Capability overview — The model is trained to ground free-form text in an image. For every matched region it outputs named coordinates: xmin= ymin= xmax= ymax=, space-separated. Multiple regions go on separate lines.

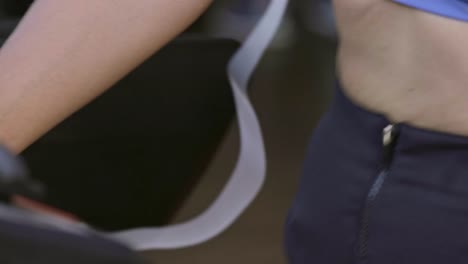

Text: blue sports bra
xmin=394 ymin=0 xmax=468 ymax=21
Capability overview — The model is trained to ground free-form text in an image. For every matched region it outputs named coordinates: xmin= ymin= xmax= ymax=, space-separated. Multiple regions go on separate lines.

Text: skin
xmin=1 ymin=0 xmax=467 ymax=153
xmin=0 ymin=0 xmax=213 ymax=152
xmin=335 ymin=0 xmax=468 ymax=135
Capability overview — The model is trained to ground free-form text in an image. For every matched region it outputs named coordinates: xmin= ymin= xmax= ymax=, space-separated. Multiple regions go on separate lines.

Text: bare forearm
xmin=0 ymin=0 xmax=212 ymax=152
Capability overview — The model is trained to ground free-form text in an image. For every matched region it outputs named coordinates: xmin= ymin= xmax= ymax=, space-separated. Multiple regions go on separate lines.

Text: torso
xmin=334 ymin=0 xmax=468 ymax=135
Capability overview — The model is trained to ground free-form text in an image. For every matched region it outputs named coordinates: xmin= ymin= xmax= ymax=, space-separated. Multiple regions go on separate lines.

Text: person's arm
xmin=0 ymin=0 xmax=213 ymax=153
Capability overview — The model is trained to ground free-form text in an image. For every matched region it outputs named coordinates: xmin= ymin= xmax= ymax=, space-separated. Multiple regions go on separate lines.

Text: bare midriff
xmin=334 ymin=0 xmax=468 ymax=135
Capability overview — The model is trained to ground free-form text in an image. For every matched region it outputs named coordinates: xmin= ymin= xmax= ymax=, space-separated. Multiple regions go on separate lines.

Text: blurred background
xmin=0 ymin=0 xmax=337 ymax=263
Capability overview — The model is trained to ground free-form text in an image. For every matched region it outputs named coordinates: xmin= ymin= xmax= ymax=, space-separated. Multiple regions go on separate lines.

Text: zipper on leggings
xmin=356 ymin=124 xmax=400 ymax=261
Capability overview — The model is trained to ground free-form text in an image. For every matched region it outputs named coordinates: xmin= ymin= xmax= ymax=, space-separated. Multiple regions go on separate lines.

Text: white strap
xmin=110 ymin=0 xmax=288 ymax=251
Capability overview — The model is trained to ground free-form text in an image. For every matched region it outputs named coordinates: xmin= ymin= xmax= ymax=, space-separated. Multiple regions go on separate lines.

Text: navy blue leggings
xmin=285 ymin=82 xmax=468 ymax=264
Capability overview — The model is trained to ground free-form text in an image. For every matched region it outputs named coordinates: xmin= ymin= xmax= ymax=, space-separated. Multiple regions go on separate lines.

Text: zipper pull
xmin=383 ymin=124 xmax=396 ymax=146
xmin=382 ymin=124 xmax=399 ymax=166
